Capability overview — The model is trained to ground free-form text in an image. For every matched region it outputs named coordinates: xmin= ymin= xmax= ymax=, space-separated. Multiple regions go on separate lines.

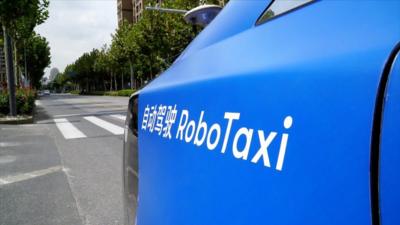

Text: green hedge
xmin=116 ymin=89 xmax=135 ymax=96
xmin=69 ymin=90 xmax=80 ymax=95
xmin=103 ymin=89 xmax=136 ymax=96
xmin=0 ymin=89 xmax=36 ymax=116
xmin=70 ymin=89 xmax=135 ymax=97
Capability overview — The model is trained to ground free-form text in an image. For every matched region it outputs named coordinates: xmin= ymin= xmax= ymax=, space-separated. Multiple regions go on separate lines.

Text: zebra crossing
xmin=54 ymin=118 xmax=87 ymax=139
xmin=110 ymin=114 xmax=126 ymax=120
xmin=54 ymin=114 xmax=126 ymax=140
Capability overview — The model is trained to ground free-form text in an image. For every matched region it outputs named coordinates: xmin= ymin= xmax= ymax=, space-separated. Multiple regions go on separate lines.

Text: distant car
xmin=123 ymin=1 xmax=400 ymax=225
xmin=43 ymin=90 xmax=50 ymax=95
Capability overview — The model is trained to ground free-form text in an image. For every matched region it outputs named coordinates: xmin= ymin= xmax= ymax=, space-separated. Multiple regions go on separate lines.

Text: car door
xmin=379 ymin=49 xmax=400 ymax=225
xmin=136 ymin=1 xmax=400 ymax=225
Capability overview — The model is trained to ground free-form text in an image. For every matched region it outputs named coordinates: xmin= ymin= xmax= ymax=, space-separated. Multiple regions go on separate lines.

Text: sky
xmin=35 ymin=0 xmax=118 ymax=78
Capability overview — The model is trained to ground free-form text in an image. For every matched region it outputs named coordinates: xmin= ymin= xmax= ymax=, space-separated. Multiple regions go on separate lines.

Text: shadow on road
xmin=34 ymin=105 xmax=52 ymax=123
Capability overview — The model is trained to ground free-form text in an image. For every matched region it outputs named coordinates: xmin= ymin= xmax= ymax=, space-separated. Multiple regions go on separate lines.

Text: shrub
xmin=104 ymin=91 xmax=118 ymax=96
xmin=70 ymin=90 xmax=80 ymax=95
xmin=17 ymin=89 xmax=36 ymax=115
xmin=88 ymin=91 xmax=106 ymax=96
xmin=0 ymin=92 xmax=9 ymax=115
xmin=117 ymin=89 xmax=135 ymax=96
xmin=0 ymin=88 xmax=36 ymax=116
xmin=102 ymin=90 xmax=134 ymax=96
xmin=70 ymin=89 xmax=135 ymax=97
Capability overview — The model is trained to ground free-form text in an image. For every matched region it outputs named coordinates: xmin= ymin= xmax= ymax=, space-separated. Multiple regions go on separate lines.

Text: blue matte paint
xmin=380 ymin=52 xmax=400 ymax=225
xmin=137 ymin=1 xmax=400 ymax=224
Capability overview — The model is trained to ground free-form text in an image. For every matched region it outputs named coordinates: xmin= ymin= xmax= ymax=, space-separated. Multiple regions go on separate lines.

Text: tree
xmin=73 ymin=50 xmax=98 ymax=92
xmin=94 ymin=45 xmax=112 ymax=91
xmin=0 ymin=0 xmax=49 ymax=115
xmin=111 ymin=23 xmax=137 ymax=89
xmin=22 ymin=32 xmax=51 ymax=89
xmin=1 ymin=0 xmax=49 ymax=79
xmin=63 ymin=64 xmax=79 ymax=90
xmin=110 ymin=0 xmax=200 ymax=87
xmin=61 ymin=0 xmax=225 ymax=93
xmin=0 ymin=0 xmax=49 ymax=38
xmin=50 ymin=72 xmax=71 ymax=92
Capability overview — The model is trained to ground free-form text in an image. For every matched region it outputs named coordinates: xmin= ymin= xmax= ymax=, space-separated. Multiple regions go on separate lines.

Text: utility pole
xmin=2 ymin=26 xmax=16 ymax=116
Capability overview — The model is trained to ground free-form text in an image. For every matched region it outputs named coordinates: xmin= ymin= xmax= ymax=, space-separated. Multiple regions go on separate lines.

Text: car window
xmin=256 ymin=0 xmax=314 ymax=25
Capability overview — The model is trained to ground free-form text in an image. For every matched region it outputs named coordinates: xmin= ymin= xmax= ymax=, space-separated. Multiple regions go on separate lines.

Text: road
xmin=0 ymin=94 xmax=129 ymax=225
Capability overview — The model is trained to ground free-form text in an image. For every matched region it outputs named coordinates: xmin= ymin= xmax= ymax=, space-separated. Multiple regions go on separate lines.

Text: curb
xmin=0 ymin=116 xmax=34 ymax=124
xmin=0 ymin=104 xmax=36 ymax=125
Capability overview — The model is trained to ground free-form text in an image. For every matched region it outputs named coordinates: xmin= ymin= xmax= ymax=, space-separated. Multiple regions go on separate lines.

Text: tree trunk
xmin=149 ymin=63 xmax=153 ymax=81
xmin=114 ymin=73 xmax=117 ymax=91
xmin=86 ymin=77 xmax=89 ymax=93
xmin=129 ymin=60 xmax=135 ymax=90
xmin=24 ymin=41 xmax=27 ymax=87
xmin=3 ymin=26 xmax=17 ymax=116
xmin=13 ymin=40 xmax=20 ymax=87
xmin=0 ymin=47 xmax=4 ymax=85
xmin=121 ymin=73 xmax=124 ymax=90
xmin=110 ymin=72 xmax=113 ymax=91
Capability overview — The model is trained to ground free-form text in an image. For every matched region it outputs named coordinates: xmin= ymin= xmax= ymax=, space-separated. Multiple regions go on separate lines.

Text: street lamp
xmin=183 ymin=5 xmax=222 ymax=27
xmin=145 ymin=4 xmax=222 ymax=28
xmin=145 ymin=6 xmax=187 ymax=14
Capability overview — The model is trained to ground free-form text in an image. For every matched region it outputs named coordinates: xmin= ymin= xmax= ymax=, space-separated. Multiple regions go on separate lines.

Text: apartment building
xmin=132 ymin=0 xmax=144 ymax=23
xmin=118 ymin=0 xmax=228 ymax=27
xmin=117 ymin=0 xmax=145 ymax=26
xmin=117 ymin=0 xmax=134 ymax=26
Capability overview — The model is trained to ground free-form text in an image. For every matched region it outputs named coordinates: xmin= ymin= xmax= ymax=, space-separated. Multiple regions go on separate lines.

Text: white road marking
xmin=0 ymin=155 xmax=17 ymax=164
xmin=53 ymin=113 xmax=89 ymax=118
xmin=0 ymin=142 xmax=21 ymax=147
xmin=110 ymin=114 xmax=126 ymax=121
xmin=35 ymin=100 xmax=42 ymax=106
xmin=0 ymin=178 xmax=9 ymax=185
xmin=84 ymin=116 xmax=124 ymax=135
xmin=18 ymin=124 xmax=36 ymax=127
xmin=0 ymin=166 xmax=62 ymax=186
xmin=1 ymin=124 xmax=45 ymax=130
xmin=54 ymin=118 xmax=86 ymax=139
xmin=53 ymin=112 xmax=126 ymax=118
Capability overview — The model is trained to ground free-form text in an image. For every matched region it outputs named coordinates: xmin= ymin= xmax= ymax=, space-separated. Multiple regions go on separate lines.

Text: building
xmin=117 ymin=0 xmax=134 ymax=26
xmin=118 ymin=0 xmax=162 ymax=26
xmin=132 ymin=0 xmax=144 ymax=23
xmin=117 ymin=0 xmax=228 ymax=27
xmin=117 ymin=0 xmax=144 ymax=26
xmin=49 ymin=68 xmax=60 ymax=82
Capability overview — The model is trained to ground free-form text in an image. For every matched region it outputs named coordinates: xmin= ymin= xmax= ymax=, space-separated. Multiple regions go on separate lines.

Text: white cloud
xmin=35 ymin=0 xmax=117 ymax=77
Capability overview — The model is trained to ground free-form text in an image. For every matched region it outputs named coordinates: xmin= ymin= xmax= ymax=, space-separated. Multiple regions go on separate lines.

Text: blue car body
xmin=123 ymin=1 xmax=400 ymax=224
